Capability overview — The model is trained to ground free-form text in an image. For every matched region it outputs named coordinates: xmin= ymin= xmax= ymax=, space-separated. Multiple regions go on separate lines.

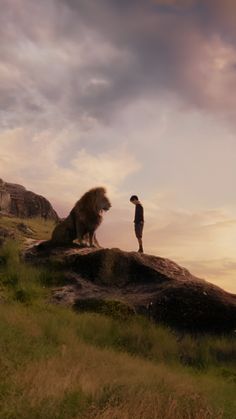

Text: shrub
xmin=75 ymin=298 xmax=135 ymax=320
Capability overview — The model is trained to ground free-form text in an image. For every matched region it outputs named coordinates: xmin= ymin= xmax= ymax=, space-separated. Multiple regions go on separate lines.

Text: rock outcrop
xmin=24 ymin=245 xmax=236 ymax=333
xmin=0 ymin=179 xmax=58 ymax=220
xmin=0 ymin=179 xmax=11 ymax=213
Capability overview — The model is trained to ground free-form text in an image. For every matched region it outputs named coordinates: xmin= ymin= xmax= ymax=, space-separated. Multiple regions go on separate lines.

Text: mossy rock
xmin=74 ymin=298 xmax=135 ymax=320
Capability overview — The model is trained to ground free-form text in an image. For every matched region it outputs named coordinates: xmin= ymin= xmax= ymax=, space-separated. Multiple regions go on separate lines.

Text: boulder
xmin=24 ymin=245 xmax=236 ymax=333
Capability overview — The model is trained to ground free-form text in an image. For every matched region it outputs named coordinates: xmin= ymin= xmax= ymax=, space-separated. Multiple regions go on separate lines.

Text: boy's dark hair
xmin=130 ymin=195 xmax=138 ymax=202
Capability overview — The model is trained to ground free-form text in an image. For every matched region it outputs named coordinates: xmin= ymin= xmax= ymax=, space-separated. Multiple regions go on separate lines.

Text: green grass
xmin=75 ymin=298 xmax=135 ymax=320
xmin=0 ymin=214 xmax=55 ymax=246
xmin=0 ymin=301 xmax=236 ymax=418
xmin=0 ymin=218 xmax=235 ymax=418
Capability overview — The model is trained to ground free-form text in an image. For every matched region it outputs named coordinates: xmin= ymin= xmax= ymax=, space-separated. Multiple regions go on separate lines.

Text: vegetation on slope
xmin=0 ymin=216 xmax=235 ymax=418
xmin=0 ymin=214 xmax=55 ymax=245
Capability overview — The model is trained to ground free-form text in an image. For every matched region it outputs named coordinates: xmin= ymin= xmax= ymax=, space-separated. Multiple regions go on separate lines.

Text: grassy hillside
xmin=0 ymin=216 xmax=235 ymax=418
xmin=0 ymin=214 xmax=55 ymax=245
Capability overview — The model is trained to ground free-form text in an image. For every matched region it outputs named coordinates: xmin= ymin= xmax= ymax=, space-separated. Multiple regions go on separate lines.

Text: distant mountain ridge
xmin=0 ymin=178 xmax=58 ymax=220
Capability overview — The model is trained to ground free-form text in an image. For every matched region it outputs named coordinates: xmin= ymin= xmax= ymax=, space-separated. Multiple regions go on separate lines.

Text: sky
xmin=1 ymin=0 xmax=236 ymax=293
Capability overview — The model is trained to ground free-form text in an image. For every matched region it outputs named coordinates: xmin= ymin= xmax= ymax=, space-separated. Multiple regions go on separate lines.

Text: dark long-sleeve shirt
xmin=134 ymin=203 xmax=144 ymax=223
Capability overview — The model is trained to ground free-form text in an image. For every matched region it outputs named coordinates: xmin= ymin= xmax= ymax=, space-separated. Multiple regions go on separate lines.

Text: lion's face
xmin=77 ymin=187 xmax=111 ymax=217
xmin=92 ymin=188 xmax=111 ymax=213
xmin=100 ymin=195 xmax=111 ymax=212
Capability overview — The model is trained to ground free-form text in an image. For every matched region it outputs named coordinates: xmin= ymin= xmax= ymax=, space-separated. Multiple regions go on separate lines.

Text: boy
xmin=130 ymin=195 xmax=144 ymax=253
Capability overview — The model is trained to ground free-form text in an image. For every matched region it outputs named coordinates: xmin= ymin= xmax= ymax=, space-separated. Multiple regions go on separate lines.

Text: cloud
xmin=145 ymin=207 xmax=236 ymax=255
xmin=52 ymin=0 xmax=236 ymax=119
xmin=1 ymin=0 xmax=236 ymax=129
xmin=0 ymin=126 xmax=140 ymax=213
xmin=178 ymin=258 xmax=236 ymax=293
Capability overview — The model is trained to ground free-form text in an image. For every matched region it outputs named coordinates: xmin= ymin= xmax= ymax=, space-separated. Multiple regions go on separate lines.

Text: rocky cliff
xmin=25 ymin=245 xmax=236 ymax=333
xmin=0 ymin=179 xmax=58 ymax=220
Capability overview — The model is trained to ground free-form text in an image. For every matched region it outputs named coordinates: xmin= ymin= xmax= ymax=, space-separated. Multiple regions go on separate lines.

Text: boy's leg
xmin=135 ymin=223 xmax=144 ymax=253
xmin=138 ymin=237 xmax=143 ymax=253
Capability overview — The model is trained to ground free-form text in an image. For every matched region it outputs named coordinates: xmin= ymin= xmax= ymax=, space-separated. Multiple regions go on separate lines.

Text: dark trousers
xmin=135 ymin=222 xmax=144 ymax=239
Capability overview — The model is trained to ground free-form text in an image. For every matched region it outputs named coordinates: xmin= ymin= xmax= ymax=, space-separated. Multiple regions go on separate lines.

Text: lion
xmin=48 ymin=187 xmax=111 ymax=247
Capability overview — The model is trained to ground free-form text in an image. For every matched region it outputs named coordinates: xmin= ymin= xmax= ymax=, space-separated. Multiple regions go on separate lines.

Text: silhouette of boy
xmin=130 ymin=195 xmax=144 ymax=253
